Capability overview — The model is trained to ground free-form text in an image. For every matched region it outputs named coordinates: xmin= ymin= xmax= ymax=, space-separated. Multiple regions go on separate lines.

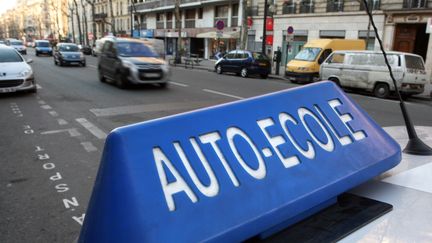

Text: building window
xmin=232 ymin=4 xmax=239 ymax=27
xmin=320 ymin=30 xmax=345 ymax=38
xmin=360 ymin=0 xmax=380 ymax=11
xmin=247 ymin=6 xmax=259 ymax=16
xmin=299 ymin=0 xmax=314 ymax=13
xmin=215 ymin=5 xmax=229 ymax=27
xmin=403 ymin=0 xmax=427 ymax=8
xmin=166 ymin=12 xmax=173 ymax=29
xmin=156 ymin=13 xmax=164 ymax=29
xmin=327 ymin=0 xmax=344 ymax=12
xmin=198 ymin=8 xmax=203 ymax=19
xmin=185 ymin=9 xmax=195 ymax=28
xmin=282 ymin=0 xmax=296 ymax=14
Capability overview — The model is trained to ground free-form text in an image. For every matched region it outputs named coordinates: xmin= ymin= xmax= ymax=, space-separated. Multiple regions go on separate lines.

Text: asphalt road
xmin=0 ymin=49 xmax=431 ymax=242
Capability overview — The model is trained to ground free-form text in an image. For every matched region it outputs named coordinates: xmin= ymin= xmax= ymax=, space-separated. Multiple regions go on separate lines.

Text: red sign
xmin=266 ymin=35 xmax=273 ymax=45
xmin=266 ymin=17 xmax=273 ymax=31
xmin=247 ymin=17 xmax=253 ymax=27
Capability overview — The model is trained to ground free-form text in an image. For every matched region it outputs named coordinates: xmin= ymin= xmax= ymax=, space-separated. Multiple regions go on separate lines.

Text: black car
xmin=80 ymin=45 xmax=92 ymax=55
xmin=53 ymin=43 xmax=86 ymax=66
xmin=215 ymin=50 xmax=271 ymax=78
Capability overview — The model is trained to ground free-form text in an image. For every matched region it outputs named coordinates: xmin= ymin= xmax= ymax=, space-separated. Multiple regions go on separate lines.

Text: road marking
xmin=36 ymin=84 xmax=42 ymax=89
xmin=41 ymin=105 xmax=52 ymax=110
xmin=41 ymin=128 xmax=81 ymax=137
xmin=88 ymin=64 xmax=97 ymax=69
xmin=202 ymin=89 xmax=244 ymax=100
xmin=49 ymin=111 xmax=59 ymax=117
xmin=80 ymin=142 xmax=98 ymax=152
xmin=38 ymin=100 xmax=46 ymax=105
xmin=171 ymin=82 xmax=189 ymax=87
xmin=76 ymin=118 xmax=107 ymax=139
xmin=57 ymin=118 xmax=68 ymax=125
xmin=90 ymin=101 xmax=215 ymax=117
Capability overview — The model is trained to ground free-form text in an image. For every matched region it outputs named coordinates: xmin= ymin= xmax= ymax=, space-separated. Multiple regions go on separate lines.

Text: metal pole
xmin=261 ymin=0 xmax=268 ymax=54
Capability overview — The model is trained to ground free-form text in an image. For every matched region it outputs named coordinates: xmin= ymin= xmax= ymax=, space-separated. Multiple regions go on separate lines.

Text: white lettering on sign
xmin=154 ymin=147 xmax=198 ymax=211
xmin=155 ymin=98 xmax=368 ymax=211
xmin=227 ymin=127 xmax=266 ymax=180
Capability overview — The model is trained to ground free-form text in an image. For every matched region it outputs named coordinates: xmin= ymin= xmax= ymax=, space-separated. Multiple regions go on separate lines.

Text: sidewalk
xmin=167 ymin=56 xmax=432 ymax=101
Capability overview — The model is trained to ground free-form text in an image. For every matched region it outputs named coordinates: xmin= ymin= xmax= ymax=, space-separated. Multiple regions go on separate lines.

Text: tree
xmin=85 ymin=0 xmax=96 ymax=42
xmin=239 ymin=0 xmax=247 ymax=50
xmin=72 ymin=0 xmax=82 ymax=44
xmin=80 ymin=0 xmax=89 ymax=45
xmin=174 ymin=0 xmax=181 ymax=63
xmin=108 ymin=0 xmax=116 ymax=35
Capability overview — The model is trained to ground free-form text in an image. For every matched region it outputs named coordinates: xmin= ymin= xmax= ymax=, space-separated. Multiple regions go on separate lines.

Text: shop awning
xmin=196 ymin=31 xmax=240 ymax=39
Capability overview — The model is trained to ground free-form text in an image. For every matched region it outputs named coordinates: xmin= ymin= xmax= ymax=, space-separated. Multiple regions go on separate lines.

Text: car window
xmin=58 ymin=44 xmax=79 ymax=52
xmin=10 ymin=41 xmax=23 ymax=45
xmin=102 ymin=41 xmax=112 ymax=53
xmin=294 ymin=47 xmax=322 ymax=61
xmin=405 ymin=55 xmax=425 ymax=71
xmin=327 ymin=53 xmax=345 ymax=64
xmin=252 ymin=52 xmax=269 ymax=60
xmin=36 ymin=42 xmax=50 ymax=47
xmin=0 ymin=49 xmax=24 ymax=62
xmin=347 ymin=53 xmax=398 ymax=67
xmin=116 ymin=42 xmax=158 ymax=57
xmin=318 ymin=49 xmax=333 ymax=64
xmin=226 ymin=52 xmax=236 ymax=59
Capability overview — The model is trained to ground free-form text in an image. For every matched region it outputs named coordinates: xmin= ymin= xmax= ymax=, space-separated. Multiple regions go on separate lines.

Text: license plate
xmin=71 ymin=62 xmax=79 ymax=65
xmin=144 ymin=73 xmax=161 ymax=78
xmin=0 ymin=88 xmax=17 ymax=93
xmin=259 ymin=63 xmax=267 ymax=67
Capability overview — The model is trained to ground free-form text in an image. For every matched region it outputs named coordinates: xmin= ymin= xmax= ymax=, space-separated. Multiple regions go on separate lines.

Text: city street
xmin=1 ymin=49 xmax=432 ymax=242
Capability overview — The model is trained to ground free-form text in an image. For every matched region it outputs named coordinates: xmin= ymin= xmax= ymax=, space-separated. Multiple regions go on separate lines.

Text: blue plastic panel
xmin=79 ymin=81 xmax=401 ymax=243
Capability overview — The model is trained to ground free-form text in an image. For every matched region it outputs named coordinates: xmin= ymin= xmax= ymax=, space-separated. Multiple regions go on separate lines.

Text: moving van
xmin=285 ymin=39 xmax=365 ymax=83
xmin=320 ymin=50 xmax=428 ymax=98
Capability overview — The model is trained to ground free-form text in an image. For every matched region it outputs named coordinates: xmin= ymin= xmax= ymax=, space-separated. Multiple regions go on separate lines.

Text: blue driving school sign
xmin=79 ymin=82 xmax=401 ymax=243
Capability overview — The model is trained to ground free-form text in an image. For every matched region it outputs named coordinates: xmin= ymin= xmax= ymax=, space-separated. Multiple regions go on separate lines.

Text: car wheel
xmin=216 ymin=65 xmax=223 ymax=74
xmin=81 ymin=62 xmax=86 ymax=67
xmin=374 ymin=83 xmax=390 ymax=99
xmin=36 ymin=52 xmax=39 ymax=56
xmin=240 ymin=68 xmax=248 ymax=78
xmin=159 ymin=82 xmax=168 ymax=88
xmin=115 ymin=72 xmax=128 ymax=89
xmin=98 ymin=68 xmax=106 ymax=82
xmin=260 ymin=74 xmax=268 ymax=79
xmin=328 ymin=77 xmax=341 ymax=87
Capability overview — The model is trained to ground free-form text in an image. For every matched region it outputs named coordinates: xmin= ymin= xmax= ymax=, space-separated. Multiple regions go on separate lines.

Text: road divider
xmin=79 ymin=81 xmax=401 ymax=243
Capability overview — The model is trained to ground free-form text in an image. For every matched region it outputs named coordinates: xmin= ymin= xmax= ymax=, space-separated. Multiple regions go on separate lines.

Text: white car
xmin=0 ymin=45 xmax=36 ymax=93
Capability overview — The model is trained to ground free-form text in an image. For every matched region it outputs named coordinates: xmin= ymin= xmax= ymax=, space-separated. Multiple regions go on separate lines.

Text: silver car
xmin=0 ymin=46 xmax=36 ymax=93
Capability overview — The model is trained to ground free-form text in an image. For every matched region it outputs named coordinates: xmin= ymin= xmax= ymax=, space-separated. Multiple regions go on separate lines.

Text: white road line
xmin=57 ymin=118 xmax=68 ymax=125
xmin=88 ymin=65 xmax=97 ymax=69
xmin=49 ymin=111 xmax=59 ymax=117
xmin=41 ymin=128 xmax=81 ymax=137
xmin=76 ymin=118 xmax=107 ymax=139
xmin=36 ymin=84 xmax=42 ymax=89
xmin=202 ymin=89 xmax=244 ymax=100
xmin=80 ymin=142 xmax=98 ymax=152
xmin=38 ymin=100 xmax=46 ymax=105
xmin=41 ymin=105 xmax=52 ymax=110
xmin=171 ymin=82 xmax=189 ymax=87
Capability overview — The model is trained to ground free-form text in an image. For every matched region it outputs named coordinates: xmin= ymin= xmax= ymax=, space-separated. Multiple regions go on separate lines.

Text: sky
xmin=0 ymin=0 xmax=17 ymax=15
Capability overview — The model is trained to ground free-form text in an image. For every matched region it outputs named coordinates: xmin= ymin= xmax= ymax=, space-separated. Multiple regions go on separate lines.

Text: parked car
xmin=0 ymin=45 xmax=36 ymax=93
xmin=53 ymin=43 xmax=86 ymax=66
xmin=98 ymin=37 xmax=170 ymax=89
xmin=80 ymin=45 xmax=92 ymax=55
xmin=319 ymin=50 xmax=429 ymax=99
xmin=0 ymin=40 xmax=6 ymax=45
xmin=35 ymin=40 xmax=53 ymax=56
xmin=7 ymin=40 xmax=27 ymax=55
xmin=215 ymin=50 xmax=271 ymax=78
xmin=285 ymin=39 xmax=365 ymax=83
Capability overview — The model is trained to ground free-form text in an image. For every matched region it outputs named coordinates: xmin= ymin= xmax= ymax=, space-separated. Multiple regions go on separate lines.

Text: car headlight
xmin=161 ymin=63 xmax=169 ymax=72
xmin=19 ymin=68 xmax=33 ymax=77
xmin=298 ymin=67 xmax=310 ymax=71
xmin=122 ymin=60 xmax=135 ymax=70
xmin=80 ymin=53 xmax=84 ymax=59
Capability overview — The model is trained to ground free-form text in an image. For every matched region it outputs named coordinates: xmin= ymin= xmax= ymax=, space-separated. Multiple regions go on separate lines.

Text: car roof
xmin=332 ymin=50 xmax=422 ymax=57
xmin=57 ymin=42 xmax=78 ymax=46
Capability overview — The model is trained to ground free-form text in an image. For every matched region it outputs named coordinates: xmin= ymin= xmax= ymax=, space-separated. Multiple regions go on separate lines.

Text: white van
xmin=320 ymin=50 xmax=428 ymax=98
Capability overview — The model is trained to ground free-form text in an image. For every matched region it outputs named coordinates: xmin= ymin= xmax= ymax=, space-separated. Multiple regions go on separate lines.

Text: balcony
xmin=185 ymin=19 xmax=195 ymax=28
xmin=327 ymin=1 xmax=344 ymax=12
xmin=282 ymin=2 xmax=296 ymax=14
xmin=156 ymin=21 xmax=164 ymax=29
xmin=94 ymin=13 xmax=107 ymax=21
xmin=166 ymin=21 xmax=173 ymax=29
xmin=131 ymin=0 xmax=203 ymax=12
xmin=299 ymin=1 xmax=314 ymax=13
xmin=403 ymin=0 xmax=428 ymax=8
xmin=360 ymin=0 xmax=380 ymax=11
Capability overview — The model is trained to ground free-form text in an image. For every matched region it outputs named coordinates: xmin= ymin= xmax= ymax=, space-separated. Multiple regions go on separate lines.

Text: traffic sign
xmin=287 ymin=26 xmax=294 ymax=34
xmin=79 ymin=82 xmax=401 ymax=243
xmin=216 ymin=20 xmax=225 ymax=30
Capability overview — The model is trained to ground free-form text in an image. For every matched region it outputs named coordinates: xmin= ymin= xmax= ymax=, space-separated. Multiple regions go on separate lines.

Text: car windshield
xmin=116 ymin=42 xmax=158 ymax=57
xmin=294 ymin=47 xmax=322 ymax=61
xmin=0 ymin=49 xmax=23 ymax=62
xmin=37 ymin=42 xmax=50 ymax=47
xmin=59 ymin=45 xmax=79 ymax=52
xmin=11 ymin=41 xmax=23 ymax=46
xmin=252 ymin=52 xmax=269 ymax=60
